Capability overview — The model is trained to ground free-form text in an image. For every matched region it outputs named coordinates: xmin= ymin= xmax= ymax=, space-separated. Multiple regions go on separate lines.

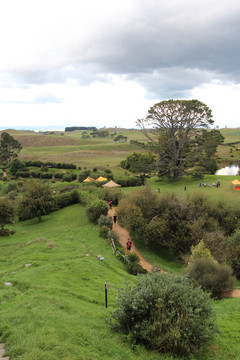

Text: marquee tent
xmin=83 ymin=176 xmax=95 ymax=182
xmin=102 ymin=180 xmax=121 ymax=188
xmin=95 ymin=176 xmax=108 ymax=182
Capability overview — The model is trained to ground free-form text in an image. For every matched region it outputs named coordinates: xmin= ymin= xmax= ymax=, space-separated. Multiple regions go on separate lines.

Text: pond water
xmin=215 ymin=164 xmax=240 ymax=176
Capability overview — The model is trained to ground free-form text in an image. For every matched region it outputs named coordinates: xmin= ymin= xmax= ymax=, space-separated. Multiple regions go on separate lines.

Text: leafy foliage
xmin=9 ymin=158 xmax=26 ymax=175
xmin=111 ymin=272 xmax=217 ymax=356
xmin=188 ymin=240 xmax=215 ymax=265
xmin=137 ymin=100 xmax=221 ymax=179
xmin=118 ymin=187 xmax=240 ymax=256
xmin=0 ymin=132 xmax=22 ymax=165
xmin=0 ymin=197 xmax=16 ymax=231
xmin=120 ymin=152 xmax=155 ymax=173
xmin=18 ymin=180 xmax=54 ymax=222
xmin=86 ymin=199 xmax=108 ymax=224
xmin=184 ymin=257 xmax=236 ymax=299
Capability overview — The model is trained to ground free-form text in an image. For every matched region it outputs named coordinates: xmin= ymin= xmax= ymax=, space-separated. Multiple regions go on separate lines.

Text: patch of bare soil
xmin=0 ymin=343 xmax=9 ymax=360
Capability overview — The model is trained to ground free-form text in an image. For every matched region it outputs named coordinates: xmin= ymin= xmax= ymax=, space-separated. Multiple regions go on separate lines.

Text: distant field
xmin=1 ymin=127 xmax=240 ymax=172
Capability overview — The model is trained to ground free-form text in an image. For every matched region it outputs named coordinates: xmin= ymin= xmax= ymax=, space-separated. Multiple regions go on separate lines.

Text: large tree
xmin=0 ymin=132 xmax=22 ymax=166
xmin=137 ymin=99 xmax=215 ymax=179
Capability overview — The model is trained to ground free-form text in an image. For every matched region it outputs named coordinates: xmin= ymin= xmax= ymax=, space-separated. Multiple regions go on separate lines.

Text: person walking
xmin=126 ymin=239 xmax=132 ymax=251
xmin=113 ymin=213 xmax=117 ymax=224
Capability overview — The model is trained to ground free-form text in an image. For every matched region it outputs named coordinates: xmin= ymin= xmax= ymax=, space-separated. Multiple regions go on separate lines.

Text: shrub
xmin=125 ymin=261 xmax=147 ymax=275
xmin=107 ymin=229 xmax=120 ymax=246
xmin=55 ymin=189 xmax=80 ymax=209
xmin=183 ymin=257 xmax=236 ymax=299
xmin=99 ymin=226 xmax=109 ymax=238
xmin=102 ymin=188 xmax=124 ymax=205
xmin=53 ymin=172 xmax=64 ymax=179
xmin=62 ymin=174 xmax=72 ymax=182
xmin=126 ymin=252 xmax=139 ymax=263
xmin=114 ymin=176 xmax=142 ymax=187
xmin=188 ymin=240 xmax=215 ymax=265
xmin=225 ymin=230 xmax=240 ymax=278
xmin=0 ymin=228 xmax=11 ymax=236
xmin=110 ymin=272 xmax=217 ymax=356
xmin=2 ymin=181 xmax=18 ymax=194
xmin=97 ymin=215 xmax=113 ymax=228
xmin=86 ymin=199 xmax=108 ymax=224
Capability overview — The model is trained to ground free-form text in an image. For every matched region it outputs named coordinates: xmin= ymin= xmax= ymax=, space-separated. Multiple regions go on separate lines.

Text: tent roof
xmin=95 ymin=176 xmax=108 ymax=182
xmin=231 ymin=179 xmax=240 ymax=185
xmin=102 ymin=180 xmax=121 ymax=188
xmin=83 ymin=176 xmax=95 ymax=182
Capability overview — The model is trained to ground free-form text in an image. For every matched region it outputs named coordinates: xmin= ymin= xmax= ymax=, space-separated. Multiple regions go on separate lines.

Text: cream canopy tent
xmin=231 ymin=179 xmax=240 ymax=185
xmin=83 ymin=176 xmax=95 ymax=182
xmin=95 ymin=176 xmax=108 ymax=182
xmin=102 ymin=180 xmax=121 ymax=188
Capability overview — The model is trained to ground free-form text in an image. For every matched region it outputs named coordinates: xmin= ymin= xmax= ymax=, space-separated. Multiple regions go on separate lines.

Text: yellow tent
xmin=83 ymin=176 xmax=95 ymax=182
xmin=95 ymin=176 xmax=108 ymax=182
xmin=231 ymin=179 xmax=240 ymax=185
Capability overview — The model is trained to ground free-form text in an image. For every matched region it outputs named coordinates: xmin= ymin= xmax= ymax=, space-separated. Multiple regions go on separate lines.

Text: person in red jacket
xmin=126 ymin=239 xmax=132 ymax=251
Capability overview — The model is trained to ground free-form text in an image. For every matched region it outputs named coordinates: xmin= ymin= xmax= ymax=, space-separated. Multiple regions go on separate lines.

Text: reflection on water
xmin=215 ymin=164 xmax=240 ymax=176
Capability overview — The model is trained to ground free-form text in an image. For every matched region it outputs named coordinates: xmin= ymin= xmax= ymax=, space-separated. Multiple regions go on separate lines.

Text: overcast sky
xmin=0 ymin=0 xmax=240 ymax=130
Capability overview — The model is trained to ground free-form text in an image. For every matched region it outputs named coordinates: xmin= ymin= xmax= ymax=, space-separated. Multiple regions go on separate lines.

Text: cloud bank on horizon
xmin=0 ymin=0 xmax=240 ymax=130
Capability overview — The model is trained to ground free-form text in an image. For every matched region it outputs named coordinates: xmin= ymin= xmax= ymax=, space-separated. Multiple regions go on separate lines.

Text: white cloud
xmin=0 ymin=0 xmax=240 ymax=129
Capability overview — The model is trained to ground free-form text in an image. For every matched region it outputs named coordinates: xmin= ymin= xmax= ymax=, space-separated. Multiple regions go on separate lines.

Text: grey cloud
xmin=5 ymin=0 xmax=240 ymax=100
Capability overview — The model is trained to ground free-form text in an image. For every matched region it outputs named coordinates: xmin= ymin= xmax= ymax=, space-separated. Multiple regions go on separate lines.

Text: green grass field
xmin=1 ymin=128 xmax=240 ymax=359
xmin=2 ymin=127 xmax=240 ymax=172
xmin=0 ymin=203 xmax=240 ymax=359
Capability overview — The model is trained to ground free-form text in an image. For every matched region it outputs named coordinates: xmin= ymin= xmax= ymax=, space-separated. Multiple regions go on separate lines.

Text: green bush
xmin=225 ymin=230 xmax=240 ymax=278
xmin=110 ymin=272 xmax=217 ymax=356
xmin=102 ymin=188 xmax=124 ymax=205
xmin=125 ymin=261 xmax=147 ymax=275
xmin=107 ymin=229 xmax=120 ymax=246
xmin=0 ymin=228 xmax=11 ymax=236
xmin=183 ymin=257 xmax=236 ymax=299
xmin=86 ymin=199 xmax=108 ymax=224
xmin=126 ymin=252 xmax=139 ymax=263
xmin=55 ymin=189 xmax=80 ymax=209
xmin=114 ymin=176 xmax=142 ymax=187
xmin=97 ymin=215 xmax=112 ymax=228
xmin=99 ymin=226 xmax=109 ymax=238
xmin=62 ymin=174 xmax=72 ymax=182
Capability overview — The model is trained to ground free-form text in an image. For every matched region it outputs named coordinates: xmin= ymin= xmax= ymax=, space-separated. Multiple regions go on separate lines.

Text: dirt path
xmin=108 ymin=207 xmax=240 ymax=298
xmin=108 ymin=207 xmax=153 ymax=272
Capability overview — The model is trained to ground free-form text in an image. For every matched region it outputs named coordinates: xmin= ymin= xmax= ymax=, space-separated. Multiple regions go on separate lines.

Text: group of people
xmin=200 ymin=179 xmax=221 ymax=188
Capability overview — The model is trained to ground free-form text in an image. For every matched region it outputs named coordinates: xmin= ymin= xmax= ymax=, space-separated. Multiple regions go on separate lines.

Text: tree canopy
xmin=137 ymin=99 xmax=220 ymax=179
xmin=0 ymin=197 xmax=15 ymax=233
xmin=0 ymin=132 xmax=22 ymax=166
xmin=18 ymin=180 xmax=54 ymax=222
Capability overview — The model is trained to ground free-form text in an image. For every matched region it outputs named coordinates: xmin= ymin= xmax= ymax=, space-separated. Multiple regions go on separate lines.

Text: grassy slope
xmin=0 ymin=205 xmax=239 ymax=359
xmin=0 ymin=205 xmax=163 ymax=360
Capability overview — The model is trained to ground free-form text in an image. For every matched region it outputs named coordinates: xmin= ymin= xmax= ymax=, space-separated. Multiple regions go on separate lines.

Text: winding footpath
xmin=108 ymin=207 xmax=240 ymax=298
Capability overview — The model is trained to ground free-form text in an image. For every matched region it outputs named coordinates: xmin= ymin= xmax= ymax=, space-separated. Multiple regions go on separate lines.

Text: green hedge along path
xmin=108 ymin=208 xmax=240 ymax=298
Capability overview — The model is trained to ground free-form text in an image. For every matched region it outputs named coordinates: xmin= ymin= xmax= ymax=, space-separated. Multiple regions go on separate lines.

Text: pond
xmin=215 ymin=164 xmax=240 ymax=176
